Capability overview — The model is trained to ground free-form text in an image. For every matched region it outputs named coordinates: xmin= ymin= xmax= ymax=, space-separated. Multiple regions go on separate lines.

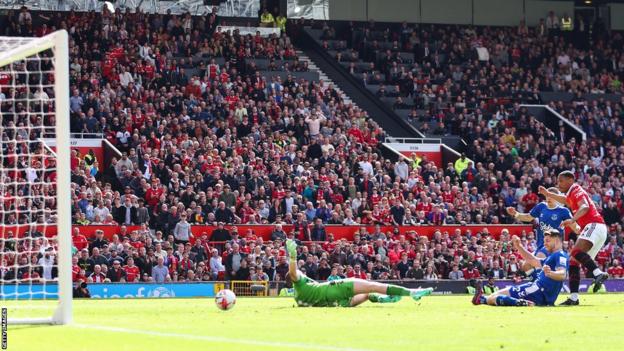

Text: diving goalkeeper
xmin=286 ymin=239 xmax=433 ymax=307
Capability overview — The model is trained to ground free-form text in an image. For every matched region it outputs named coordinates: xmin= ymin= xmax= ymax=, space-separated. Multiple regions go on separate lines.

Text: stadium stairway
xmin=294 ymin=26 xmax=466 ymax=152
xmin=293 ymin=28 xmax=422 ymax=139
xmin=295 ymin=50 xmax=355 ymax=107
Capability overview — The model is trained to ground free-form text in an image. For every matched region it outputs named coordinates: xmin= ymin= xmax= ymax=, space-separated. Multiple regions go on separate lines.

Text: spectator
xmin=173 ymin=213 xmax=193 ymax=245
xmin=123 ymin=257 xmax=140 ymax=282
xmin=72 ymin=228 xmax=88 ymax=252
xmin=487 ymin=260 xmax=506 ymax=279
xmin=395 ymin=253 xmax=411 ymax=279
xmin=310 ymin=218 xmax=327 ymax=241
xmin=107 ymin=260 xmax=127 ymax=282
xmin=448 ymin=264 xmax=464 ymax=280
xmin=462 ymin=263 xmax=481 ymax=280
xmin=152 ymin=257 xmax=169 ymax=283
xmin=271 ymin=224 xmax=287 ymax=241
xmin=327 ymin=267 xmax=343 ymax=281
xmin=209 ymin=249 xmax=226 ymax=280
xmin=317 ymin=258 xmax=332 ymax=280
xmin=225 ymin=243 xmax=247 ymax=279
xmin=424 ymin=266 xmax=438 ymax=280
xmin=251 ymin=267 xmax=270 ymax=282
xmin=234 ymin=259 xmax=251 ymax=280
xmin=347 ymin=264 xmax=367 ymax=279
xmin=88 ymin=264 xmax=106 ymax=283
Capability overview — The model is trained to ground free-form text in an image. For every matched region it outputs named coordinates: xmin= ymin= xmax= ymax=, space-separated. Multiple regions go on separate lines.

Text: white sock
xmin=593 ymin=268 xmax=603 ymax=277
xmin=570 ymin=293 xmax=579 ymax=301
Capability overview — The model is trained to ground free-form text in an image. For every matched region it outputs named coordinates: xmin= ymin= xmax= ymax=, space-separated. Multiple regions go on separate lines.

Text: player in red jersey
xmin=538 ymin=171 xmax=609 ymax=305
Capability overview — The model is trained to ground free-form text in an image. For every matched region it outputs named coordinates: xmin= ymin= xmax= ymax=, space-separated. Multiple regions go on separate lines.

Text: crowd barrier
xmin=2 ymin=278 xmax=620 ymax=299
xmin=0 ymin=224 xmax=533 ymax=241
xmin=0 ymin=282 xmax=219 ymax=299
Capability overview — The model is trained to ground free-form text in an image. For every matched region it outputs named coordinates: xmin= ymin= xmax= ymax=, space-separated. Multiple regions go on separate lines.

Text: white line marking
xmin=72 ymin=324 xmax=378 ymax=351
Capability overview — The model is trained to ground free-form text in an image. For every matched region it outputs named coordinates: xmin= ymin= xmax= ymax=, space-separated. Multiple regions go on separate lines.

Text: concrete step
xmin=296 ymin=50 xmax=358 ymax=107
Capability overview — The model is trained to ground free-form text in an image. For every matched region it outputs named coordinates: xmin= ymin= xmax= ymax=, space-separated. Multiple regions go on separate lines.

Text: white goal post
xmin=0 ymin=30 xmax=72 ymax=325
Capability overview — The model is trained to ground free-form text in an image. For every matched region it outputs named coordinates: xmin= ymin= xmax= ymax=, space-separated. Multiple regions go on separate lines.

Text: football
xmin=214 ymin=289 xmax=236 ymax=311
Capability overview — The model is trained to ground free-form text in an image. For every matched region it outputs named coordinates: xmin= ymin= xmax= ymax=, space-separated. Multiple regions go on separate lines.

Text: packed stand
xmin=0 ymin=8 xmax=623 ymax=284
xmin=64 ymin=224 xmax=624 ymax=284
xmin=318 ymin=14 xmax=618 ymax=118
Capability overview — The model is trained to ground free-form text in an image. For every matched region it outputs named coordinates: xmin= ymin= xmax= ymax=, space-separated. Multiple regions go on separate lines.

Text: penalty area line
xmin=72 ymin=323 xmax=378 ymax=351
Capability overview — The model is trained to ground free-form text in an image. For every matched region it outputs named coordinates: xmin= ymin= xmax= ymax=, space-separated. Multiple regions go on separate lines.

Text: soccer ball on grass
xmin=215 ymin=289 xmax=236 ymax=311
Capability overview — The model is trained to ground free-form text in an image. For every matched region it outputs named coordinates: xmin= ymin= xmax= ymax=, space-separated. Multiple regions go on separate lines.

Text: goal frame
xmin=1 ymin=30 xmax=72 ymax=325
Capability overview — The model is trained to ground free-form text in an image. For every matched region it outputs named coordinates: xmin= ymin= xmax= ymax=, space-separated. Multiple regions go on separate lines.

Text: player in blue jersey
xmin=506 ymin=187 xmax=577 ymax=279
xmin=472 ymin=229 xmax=569 ymax=307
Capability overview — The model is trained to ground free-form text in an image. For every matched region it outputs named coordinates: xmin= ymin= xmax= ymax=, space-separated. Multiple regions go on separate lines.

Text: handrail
xmin=300 ymin=27 xmax=426 ymax=138
xmin=544 ymin=105 xmax=587 ymax=141
xmin=70 ymin=132 xmax=104 ymax=139
xmin=520 ymin=104 xmax=587 ymax=141
xmin=38 ymin=138 xmax=57 ymax=157
xmin=384 ymin=137 xmax=442 ymax=144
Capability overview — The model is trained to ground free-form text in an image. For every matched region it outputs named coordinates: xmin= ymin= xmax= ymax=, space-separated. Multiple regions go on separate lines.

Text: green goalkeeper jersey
xmin=293 ymin=275 xmax=354 ymax=307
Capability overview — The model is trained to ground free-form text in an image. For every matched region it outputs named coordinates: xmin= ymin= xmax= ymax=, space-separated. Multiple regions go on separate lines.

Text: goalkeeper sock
xmin=368 ymin=293 xmax=401 ymax=303
xmin=386 ymin=285 xmax=412 ymax=296
xmin=495 ymin=295 xmax=521 ymax=306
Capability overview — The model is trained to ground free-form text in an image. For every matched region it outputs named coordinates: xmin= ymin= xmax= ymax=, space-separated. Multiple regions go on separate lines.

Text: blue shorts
xmin=509 ymin=282 xmax=548 ymax=306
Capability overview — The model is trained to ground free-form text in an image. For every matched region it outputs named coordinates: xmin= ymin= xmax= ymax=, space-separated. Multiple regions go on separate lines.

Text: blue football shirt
xmin=529 ymin=202 xmax=572 ymax=248
xmin=536 ymin=250 xmax=569 ymax=305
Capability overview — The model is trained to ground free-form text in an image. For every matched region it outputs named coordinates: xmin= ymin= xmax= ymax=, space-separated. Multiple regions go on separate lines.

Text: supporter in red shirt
xmin=88 ymin=265 xmax=107 ymax=283
xmin=166 ymin=248 xmax=179 ymax=275
xmin=145 ymin=183 xmax=164 ymax=209
xmin=346 ymin=264 xmax=367 ymax=279
xmin=71 ymin=256 xmax=84 ymax=282
xmin=607 ymin=260 xmax=624 ymax=278
xmin=123 ymin=257 xmax=141 ymax=282
xmin=72 ymin=228 xmax=89 ymax=251
xmin=521 ymin=189 xmax=539 ymax=212
xmin=462 ymin=263 xmax=481 ymax=279
xmin=596 ymin=249 xmax=610 ymax=267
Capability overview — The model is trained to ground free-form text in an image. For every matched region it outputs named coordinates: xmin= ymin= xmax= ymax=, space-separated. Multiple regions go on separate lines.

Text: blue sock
xmin=479 ymin=296 xmax=487 ymax=304
xmin=495 ymin=295 xmax=520 ymax=306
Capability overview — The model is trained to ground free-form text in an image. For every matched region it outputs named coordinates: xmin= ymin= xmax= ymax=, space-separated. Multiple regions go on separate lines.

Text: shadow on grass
xmin=8 ymin=324 xmax=64 ymax=331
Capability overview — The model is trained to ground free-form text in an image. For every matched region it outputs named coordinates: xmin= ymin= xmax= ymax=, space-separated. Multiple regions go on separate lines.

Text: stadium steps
xmin=296 ymin=50 xmax=355 ymax=106
xmin=294 ymin=28 xmax=422 ymax=138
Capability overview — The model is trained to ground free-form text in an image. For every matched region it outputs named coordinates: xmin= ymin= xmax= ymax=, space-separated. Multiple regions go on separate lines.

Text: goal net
xmin=0 ymin=31 xmax=72 ymax=325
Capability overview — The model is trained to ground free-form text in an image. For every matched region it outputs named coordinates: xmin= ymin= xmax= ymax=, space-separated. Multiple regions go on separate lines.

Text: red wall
xmin=399 ymin=151 xmax=442 ymax=168
xmin=2 ymin=224 xmax=534 ymax=241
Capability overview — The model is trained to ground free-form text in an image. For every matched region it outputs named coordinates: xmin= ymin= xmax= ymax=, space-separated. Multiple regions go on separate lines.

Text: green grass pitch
xmin=5 ymin=294 xmax=624 ymax=351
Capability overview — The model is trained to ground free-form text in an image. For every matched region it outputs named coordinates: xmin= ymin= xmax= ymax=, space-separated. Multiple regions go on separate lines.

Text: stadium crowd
xmin=0 ymin=8 xmax=623 ymax=285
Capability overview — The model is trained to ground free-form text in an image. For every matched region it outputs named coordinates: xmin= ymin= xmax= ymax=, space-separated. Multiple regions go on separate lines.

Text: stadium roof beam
xmin=0 ymin=0 xmax=249 ymax=15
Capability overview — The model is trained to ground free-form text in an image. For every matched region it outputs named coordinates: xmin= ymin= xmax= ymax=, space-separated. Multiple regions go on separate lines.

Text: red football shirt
xmin=124 ymin=265 xmax=140 ymax=282
xmin=607 ymin=266 xmax=624 ymax=278
xmin=347 ymin=270 xmax=367 ymax=279
xmin=73 ymin=234 xmax=89 ymax=251
xmin=462 ymin=268 xmax=481 ymax=279
xmin=565 ymin=184 xmax=604 ymax=228
xmin=72 ymin=265 xmax=81 ymax=282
